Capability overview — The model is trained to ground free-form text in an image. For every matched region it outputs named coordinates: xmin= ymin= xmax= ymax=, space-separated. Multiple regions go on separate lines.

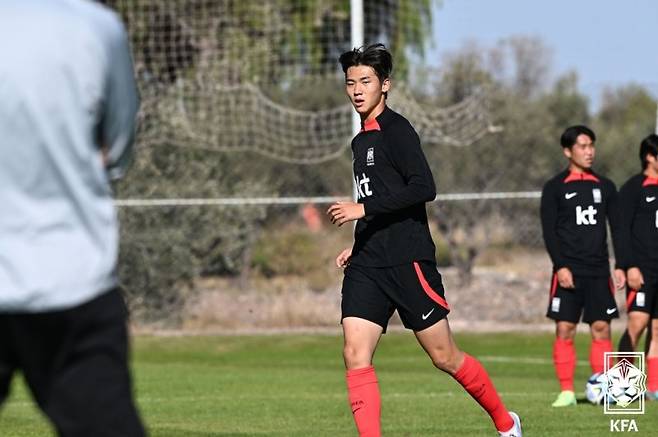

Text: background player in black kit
xmin=616 ymin=134 xmax=658 ymax=400
xmin=540 ymin=125 xmax=626 ymax=407
xmin=327 ymin=43 xmax=521 ymax=437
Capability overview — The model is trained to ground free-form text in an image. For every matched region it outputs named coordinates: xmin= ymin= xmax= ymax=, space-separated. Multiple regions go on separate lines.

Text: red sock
xmin=589 ymin=339 xmax=613 ymax=374
xmin=346 ymin=366 xmax=381 ymax=437
xmin=647 ymin=357 xmax=658 ymax=392
xmin=453 ymin=353 xmax=513 ymax=433
xmin=553 ymin=338 xmax=575 ymax=391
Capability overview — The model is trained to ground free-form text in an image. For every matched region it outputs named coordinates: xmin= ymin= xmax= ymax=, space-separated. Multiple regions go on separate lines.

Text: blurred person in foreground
xmin=0 ymin=1 xmax=144 ymax=435
xmin=616 ymin=134 xmax=658 ymax=400
xmin=327 ymin=43 xmax=522 ymax=437
xmin=540 ymin=125 xmax=626 ymax=407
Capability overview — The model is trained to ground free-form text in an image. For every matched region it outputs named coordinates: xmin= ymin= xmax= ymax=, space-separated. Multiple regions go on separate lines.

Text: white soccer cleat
xmin=498 ymin=411 xmax=522 ymax=437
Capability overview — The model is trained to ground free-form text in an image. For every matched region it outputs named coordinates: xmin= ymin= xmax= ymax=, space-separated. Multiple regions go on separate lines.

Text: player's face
xmin=345 ymin=65 xmax=390 ymax=119
xmin=564 ymin=134 xmax=595 ymax=170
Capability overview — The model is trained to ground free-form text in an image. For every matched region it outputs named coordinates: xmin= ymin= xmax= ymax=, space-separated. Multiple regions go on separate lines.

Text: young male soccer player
xmin=616 ymin=134 xmax=658 ymax=400
xmin=327 ymin=43 xmax=522 ymax=437
xmin=540 ymin=125 xmax=626 ymax=407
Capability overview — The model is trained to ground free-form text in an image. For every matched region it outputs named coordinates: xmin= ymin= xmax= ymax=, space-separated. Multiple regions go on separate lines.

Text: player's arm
xmin=540 ymin=180 xmax=573 ymax=287
xmin=101 ymin=16 xmax=139 ymax=180
xmin=362 ymin=124 xmax=436 ymax=215
xmin=605 ymin=180 xmax=626 ymax=289
xmin=617 ymin=179 xmax=644 ymax=289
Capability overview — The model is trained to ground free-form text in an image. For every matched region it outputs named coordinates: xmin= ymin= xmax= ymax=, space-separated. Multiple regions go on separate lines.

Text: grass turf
xmin=1 ymin=331 xmax=656 ymax=436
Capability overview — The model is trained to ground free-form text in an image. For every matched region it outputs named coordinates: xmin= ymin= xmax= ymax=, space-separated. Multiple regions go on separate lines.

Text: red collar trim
xmin=642 ymin=176 xmax=658 ymax=187
xmin=361 ymin=118 xmax=381 ymax=132
xmin=564 ymin=171 xmax=600 ymax=183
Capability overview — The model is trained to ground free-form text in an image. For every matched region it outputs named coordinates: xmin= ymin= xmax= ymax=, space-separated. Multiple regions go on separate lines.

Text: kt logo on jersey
xmin=576 ymin=205 xmax=597 ymax=225
xmin=355 ymin=173 xmax=373 ymax=200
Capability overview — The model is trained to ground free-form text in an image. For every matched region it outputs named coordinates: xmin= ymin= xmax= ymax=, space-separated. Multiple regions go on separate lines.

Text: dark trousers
xmin=0 ymin=289 xmax=145 ymax=437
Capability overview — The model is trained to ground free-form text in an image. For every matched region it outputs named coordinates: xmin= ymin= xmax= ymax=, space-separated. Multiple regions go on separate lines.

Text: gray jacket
xmin=0 ymin=0 xmax=139 ymax=311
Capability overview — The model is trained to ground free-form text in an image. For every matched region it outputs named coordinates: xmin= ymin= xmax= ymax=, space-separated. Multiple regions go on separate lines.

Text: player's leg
xmin=414 ymin=320 xmax=520 ymax=436
xmin=0 ymin=316 xmax=16 ymax=407
xmin=584 ymin=276 xmax=618 ymax=375
xmin=393 ymin=261 xmax=520 ymax=435
xmin=343 ymin=318 xmax=383 ymax=437
xmin=551 ymin=321 xmax=578 ymax=406
xmin=546 ymin=273 xmax=581 ymax=406
xmin=621 ymin=312 xmax=649 ymax=352
xmin=14 ymin=289 xmax=145 ymax=437
xmin=341 ymin=264 xmax=392 ymax=437
xmin=618 ymin=285 xmax=650 ymax=362
xmin=645 ymin=278 xmax=658 ymax=400
xmin=646 ymin=318 xmax=658 ymax=399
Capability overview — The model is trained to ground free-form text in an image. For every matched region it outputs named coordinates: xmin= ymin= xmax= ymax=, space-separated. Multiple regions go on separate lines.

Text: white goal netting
xmin=101 ymin=0 xmax=517 ymax=324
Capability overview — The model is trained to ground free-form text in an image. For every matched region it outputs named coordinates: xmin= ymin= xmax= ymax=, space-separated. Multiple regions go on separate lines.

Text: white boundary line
xmin=115 ymin=191 xmax=542 ymax=208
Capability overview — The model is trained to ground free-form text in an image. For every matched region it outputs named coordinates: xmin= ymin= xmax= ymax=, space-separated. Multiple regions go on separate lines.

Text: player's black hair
xmin=339 ymin=43 xmax=392 ymax=97
xmin=639 ymin=133 xmax=658 ymax=169
xmin=560 ymin=125 xmax=596 ymax=148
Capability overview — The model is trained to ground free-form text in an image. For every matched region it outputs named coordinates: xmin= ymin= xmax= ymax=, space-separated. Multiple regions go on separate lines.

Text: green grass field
xmin=1 ymin=331 xmax=656 ymax=436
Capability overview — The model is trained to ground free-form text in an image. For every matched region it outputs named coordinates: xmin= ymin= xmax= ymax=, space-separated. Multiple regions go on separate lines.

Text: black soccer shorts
xmin=546 ymin=273 xmax=619 ymax=324
xmin=341 ymin=260 xmax=450 ymax=332
xmin=626 ymin=273 xmax=658 ymax=318
xmin=0 ymin=288 xmax=145 ymax=437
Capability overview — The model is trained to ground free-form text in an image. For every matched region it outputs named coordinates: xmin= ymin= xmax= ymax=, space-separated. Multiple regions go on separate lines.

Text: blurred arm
xmin=101 ymin=18 xmax=139 ymax=180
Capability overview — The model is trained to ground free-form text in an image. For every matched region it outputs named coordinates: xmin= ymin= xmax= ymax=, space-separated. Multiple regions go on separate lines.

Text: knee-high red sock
xmin=553 ymin=338 xmax=575 ymax=391
xmin=346 ymin=366 xmax=381 ymax=437
xmin=647 ymin=357 xmax=658 ymax=392
xmin=590 ymin=339 xmax=613 ymax=374
xmin=452 ymin=353 xmax=513 ymax=433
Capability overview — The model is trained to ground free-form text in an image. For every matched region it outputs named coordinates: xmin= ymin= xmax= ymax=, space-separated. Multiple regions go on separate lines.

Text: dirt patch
xmin=180 ymin=249 xmax=630 ymax=333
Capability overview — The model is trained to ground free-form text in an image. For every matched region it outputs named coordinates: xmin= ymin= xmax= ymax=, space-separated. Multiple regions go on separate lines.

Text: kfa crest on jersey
xmin=366 ymin=147 xmax=375 ymax=166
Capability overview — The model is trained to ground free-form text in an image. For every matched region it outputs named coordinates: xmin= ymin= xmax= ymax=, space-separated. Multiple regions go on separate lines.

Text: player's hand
xmin=557 ymin=267 xmax=575 ymax=289
xmin=335 ymin=247 xmax=352 ymax=268
xmin=627 ymin=267 xmax=644 ymax=291
xmin=327 ymin=201 xmax=365 ymax=227
xmin=613 ymin=268 xmax=626 ymax=290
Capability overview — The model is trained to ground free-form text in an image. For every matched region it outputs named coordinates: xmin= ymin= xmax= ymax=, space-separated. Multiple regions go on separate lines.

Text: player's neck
xmin=644 ymin=167 xmax=658 ymax=178
xmin=361 ymin=99 xmax=386 ymax=124
xmin=568 ymin=163 xmax=591 ymax=174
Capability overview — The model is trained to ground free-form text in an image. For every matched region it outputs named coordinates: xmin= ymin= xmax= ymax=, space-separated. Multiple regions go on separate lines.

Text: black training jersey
xmin=540 ymin=169 xmax=622 ymax=276
xmin=349 ymin=106 xmax=436 ymax=267
xmin=617 ymin=173 xmax=658 ymax=275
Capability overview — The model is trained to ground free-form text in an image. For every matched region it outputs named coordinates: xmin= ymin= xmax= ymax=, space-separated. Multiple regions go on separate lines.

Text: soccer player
xmin=327 ymin=44 xmax=522 ymax=437
xmin=540 ymin=125 xmax=626 ymax=407
xmin=0 ymin=1 xmax=144 ymax=436
xmin=616 ymin=134 xmax=658 ymax=400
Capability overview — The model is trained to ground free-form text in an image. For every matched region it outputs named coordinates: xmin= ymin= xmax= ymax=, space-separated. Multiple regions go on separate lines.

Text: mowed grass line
xmin=1 ymin=331 xmax=657 ymax=436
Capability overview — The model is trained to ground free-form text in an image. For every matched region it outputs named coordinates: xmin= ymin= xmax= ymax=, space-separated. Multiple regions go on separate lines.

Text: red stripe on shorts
xmin=626 ymin=289 xmax=638 ymax=311
xmin=413 ymin=262 xmax=449 ymax=310
xmin=608 ymin=278 xmax=615 ymax=296
xmin=550 ymin=272 xmax=558 ymax=299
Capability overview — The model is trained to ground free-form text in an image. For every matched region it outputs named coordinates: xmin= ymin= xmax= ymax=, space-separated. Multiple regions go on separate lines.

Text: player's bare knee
xmin=556 ymin=325 xmax=576 ymax=340
xmin=343 ymin=344 xmax=371 ymax=369
xmin=590 ymin=321 xmax=610 ymax=339
xmin=429 ymin=348 xmax=460 ymax=373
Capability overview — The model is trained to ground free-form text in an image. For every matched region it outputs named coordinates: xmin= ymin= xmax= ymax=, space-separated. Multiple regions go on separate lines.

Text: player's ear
xmin=381 ymin=78 xmax=390 ymax=94
xmin=563 ymin=147 xmax=572 ymax=160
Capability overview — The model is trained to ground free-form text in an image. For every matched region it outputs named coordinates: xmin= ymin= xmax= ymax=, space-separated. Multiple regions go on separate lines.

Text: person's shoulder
xmin=385 ymin=108 xmax=415 ymax=130
xmin=620 ymin=173 xmax=645 ymax=191
xmin=67 ymin=0 xmax=127 ymax=41
xmin=594 ymin=172 xmax=617 ymax=190
xmin=543 ymin=170 xmax=568 ymax=189
xmin=382 ymin=108 xmax=419 ymax=142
